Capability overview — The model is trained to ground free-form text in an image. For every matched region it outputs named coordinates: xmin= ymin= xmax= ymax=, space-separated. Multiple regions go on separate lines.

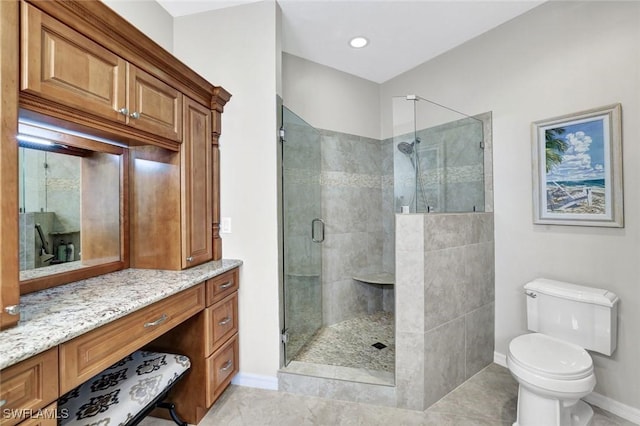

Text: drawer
xmin=17 ymin=403 xmax=58 ymax=426
xmin=59 ymin=284 xmax=205 ymax=394
xmin=0 ymin=349 xmax=58 ymax=426
xmin=205 ymin=268 xmax=239 ymax=306
xmin=205 ymin=292 xmax=238 ymax=356
xmin=205 ymin=334 xmax=238 ymax=407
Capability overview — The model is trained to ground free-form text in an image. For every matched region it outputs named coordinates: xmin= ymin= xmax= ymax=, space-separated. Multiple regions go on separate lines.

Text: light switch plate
xmin=221 ymin=217 xmax=232 ymax=233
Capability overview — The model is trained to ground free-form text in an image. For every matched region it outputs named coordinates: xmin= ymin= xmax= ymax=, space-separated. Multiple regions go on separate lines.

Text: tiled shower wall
xmin=280 ymin=114 xmax=494 ymax=410
xmin=395 ymin=213 xmax=495 ymax=409
xmin=319 ymin=129 xmax=394 ymax=325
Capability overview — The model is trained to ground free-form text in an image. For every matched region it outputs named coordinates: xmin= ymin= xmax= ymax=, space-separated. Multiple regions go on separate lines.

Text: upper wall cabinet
xmin=127 ymin=67 xmax=183 ymax=142
xmin=20 ymin=2 xmax=183 ymax=144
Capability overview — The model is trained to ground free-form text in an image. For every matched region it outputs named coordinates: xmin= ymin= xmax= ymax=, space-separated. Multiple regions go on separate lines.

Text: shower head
xmin=397 ymin=141 xmax=414 ymax=155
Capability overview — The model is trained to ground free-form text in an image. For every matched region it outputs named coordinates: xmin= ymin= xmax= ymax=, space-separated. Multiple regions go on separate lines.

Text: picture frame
xmin=531 ymin=104 xmax=623 ymax=227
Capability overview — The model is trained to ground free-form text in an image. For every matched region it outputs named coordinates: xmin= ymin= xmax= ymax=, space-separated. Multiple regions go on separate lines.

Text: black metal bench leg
xmin=157 ymin=402 xmax=187 ymax=426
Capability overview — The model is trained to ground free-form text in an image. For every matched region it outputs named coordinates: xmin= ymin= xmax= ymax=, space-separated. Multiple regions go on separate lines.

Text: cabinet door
xmin=20 ymin=2 xmax=127 ymax=123
xmin=181 ymin=98 xmax=212 ymax=268
xmin=0 ymin=349 xmax=58 ymax=426
xmin=128 ymin=66 xmax=183 ymax=142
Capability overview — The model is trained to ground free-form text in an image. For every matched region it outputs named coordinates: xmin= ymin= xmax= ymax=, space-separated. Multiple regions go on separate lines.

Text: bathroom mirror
xmin=17 ymin=120 xmax=128 ymax=293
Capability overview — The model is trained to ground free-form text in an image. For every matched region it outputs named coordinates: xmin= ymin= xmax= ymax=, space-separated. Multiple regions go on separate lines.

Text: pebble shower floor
xmin=294 ymin=311 xmax=394 ymax=373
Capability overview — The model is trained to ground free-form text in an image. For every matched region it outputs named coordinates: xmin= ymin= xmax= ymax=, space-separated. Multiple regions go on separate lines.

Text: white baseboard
xmin=231 ymin=372 xmax=278 ymax=390
xmin=494 ymin=351 xmax=640 ymax=424
xmin=583 ymin=391 xmax=640 ymax=424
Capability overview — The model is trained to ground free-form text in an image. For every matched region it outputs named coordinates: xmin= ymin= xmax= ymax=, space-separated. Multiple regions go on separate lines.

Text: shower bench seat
xmin=352 ymin=272 xmax=395 ymax=286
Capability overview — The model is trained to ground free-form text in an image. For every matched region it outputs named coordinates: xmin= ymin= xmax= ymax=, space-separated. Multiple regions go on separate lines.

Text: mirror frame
xmin=18 ymin=121 xmax=129 ymax=294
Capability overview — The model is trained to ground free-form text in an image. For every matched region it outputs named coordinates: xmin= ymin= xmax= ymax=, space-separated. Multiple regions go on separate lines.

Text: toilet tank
xmin=525 ymin=278 xmax=619 ymax=355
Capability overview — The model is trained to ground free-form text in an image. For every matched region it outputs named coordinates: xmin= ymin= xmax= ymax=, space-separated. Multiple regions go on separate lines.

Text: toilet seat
xmin=507 ymin=333 xmax=596 ymax=396
xmin=509 ymin=333 xmax=593 ymax=380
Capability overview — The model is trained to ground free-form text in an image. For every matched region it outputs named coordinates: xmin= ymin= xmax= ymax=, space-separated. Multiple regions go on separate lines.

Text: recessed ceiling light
xmin=349 ymin=36 xmax=368 ymax=49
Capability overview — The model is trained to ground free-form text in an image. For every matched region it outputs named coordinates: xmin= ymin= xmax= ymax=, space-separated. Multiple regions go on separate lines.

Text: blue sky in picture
xmin=546 ymin=119 xmax=605 ymax=183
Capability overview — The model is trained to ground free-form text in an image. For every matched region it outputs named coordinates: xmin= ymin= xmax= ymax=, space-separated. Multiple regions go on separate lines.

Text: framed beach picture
xmin=531 ymin=104 xmax=623 ymax=227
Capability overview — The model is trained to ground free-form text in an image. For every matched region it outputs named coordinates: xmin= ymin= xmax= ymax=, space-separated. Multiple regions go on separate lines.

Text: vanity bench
xmin=58 ymin=350 xmax=191 ymax=426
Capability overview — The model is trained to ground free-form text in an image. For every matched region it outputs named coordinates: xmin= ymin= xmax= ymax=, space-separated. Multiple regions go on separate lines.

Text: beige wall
xmin=173 ymin=1 xmax=282 ymax=380
xmin=101 ymin=0 xmax=173 ymax=52
xmin=381 ymin=1 xmax=640 ymax=410
xmin=283 ymin=53 xmax=380 ymax=139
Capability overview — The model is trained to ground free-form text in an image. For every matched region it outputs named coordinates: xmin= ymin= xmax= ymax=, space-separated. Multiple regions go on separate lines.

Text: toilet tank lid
xmin=525 ymin=278 xmax=619 ymax=307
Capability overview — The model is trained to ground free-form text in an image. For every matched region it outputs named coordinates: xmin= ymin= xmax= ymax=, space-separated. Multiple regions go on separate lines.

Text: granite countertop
xmin=0 ymin=259 xmax=242 ymax=370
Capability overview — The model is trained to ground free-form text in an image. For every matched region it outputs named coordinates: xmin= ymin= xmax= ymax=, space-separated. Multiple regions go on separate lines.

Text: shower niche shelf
xmin=352 ymin=272 xmax=394 ymax=286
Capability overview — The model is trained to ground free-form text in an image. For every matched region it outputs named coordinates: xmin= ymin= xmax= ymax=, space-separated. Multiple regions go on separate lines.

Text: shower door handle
xmin=311 ymin=218 xmax=325 ymax=243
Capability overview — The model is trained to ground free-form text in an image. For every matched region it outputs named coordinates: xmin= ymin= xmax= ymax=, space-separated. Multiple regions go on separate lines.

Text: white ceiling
xmin=157 ymin=0 xmax=544 ymax=83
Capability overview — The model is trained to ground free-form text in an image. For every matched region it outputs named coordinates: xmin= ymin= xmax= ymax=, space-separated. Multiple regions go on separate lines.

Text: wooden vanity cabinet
xmin=20 ymin=2 xmax=183 ymax=144
xmin=58 ymin=285 xmax=205 ymax=394
xmin=0 ymin=0 xmax=20 ymax=330
xmin=18 ymin=403 xmax=58 ymax=426
xmin=181 ymin=98 xmax=213 ymax=268
xmin=126 ymin=66 xmax=183 ymax=142
xmin=148 ymin=267 xmax=240 ymax=425
xmin=0 ymin=348 xmax=58 ymax=426
xmin=20 ymin=2 xmax=127 ymax=125
xmin=0 ymin=0 xmax=231 ymax=326
xmin=130 ymin=97 xmax=213 ymax=270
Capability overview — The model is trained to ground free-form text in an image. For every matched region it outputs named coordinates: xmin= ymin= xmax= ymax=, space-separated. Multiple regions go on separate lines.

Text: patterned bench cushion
xmin=59 ymin=351 xmax=190 ymax=426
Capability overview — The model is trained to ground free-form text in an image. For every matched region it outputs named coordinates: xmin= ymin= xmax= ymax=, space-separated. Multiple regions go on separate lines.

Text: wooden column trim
xmin=210 ymin=87 xmax=231 ymax=260
xmin=0 ymin=0 xmax=20 ymax=330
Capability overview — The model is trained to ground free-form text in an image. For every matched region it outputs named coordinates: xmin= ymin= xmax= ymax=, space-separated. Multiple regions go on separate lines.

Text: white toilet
xmin=507 ymin=278 xmax=619 ymax=426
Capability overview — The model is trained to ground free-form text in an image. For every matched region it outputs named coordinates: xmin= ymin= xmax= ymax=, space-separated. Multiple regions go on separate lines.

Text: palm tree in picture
xmin=545 ymin=127 xmax=568 ymax=173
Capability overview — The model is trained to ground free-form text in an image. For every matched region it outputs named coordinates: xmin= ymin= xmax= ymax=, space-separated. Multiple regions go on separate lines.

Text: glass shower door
xmin=282 ymin=106 xmax=323 ymax=366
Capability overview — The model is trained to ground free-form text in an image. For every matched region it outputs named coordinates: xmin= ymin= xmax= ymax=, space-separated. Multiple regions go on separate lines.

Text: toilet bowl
xmin=507 ymin=333 xmax=596 ymax=426
xmin=507 ymin=279 xmax=619 ymax=426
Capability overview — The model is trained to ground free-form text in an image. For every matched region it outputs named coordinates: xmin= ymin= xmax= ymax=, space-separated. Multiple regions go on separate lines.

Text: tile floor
xmin=140 ymin=363 xmax=636 ymax=426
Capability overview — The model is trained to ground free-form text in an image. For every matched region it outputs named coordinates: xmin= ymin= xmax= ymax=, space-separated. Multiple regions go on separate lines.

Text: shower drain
xmin=371 ymin=342 xmax=387 ymax=350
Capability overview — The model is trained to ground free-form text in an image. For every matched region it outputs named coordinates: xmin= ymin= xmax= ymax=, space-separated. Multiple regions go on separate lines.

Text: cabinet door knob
xmin=129 ymin=111 xmax=140 ymax=119
xmin=4 ymin=305 xmax=19 ymax=315
xmin=186 ymin=256 xmax=194 ymax=262
xmin=118 ymin=107 xmax=129 ymax=115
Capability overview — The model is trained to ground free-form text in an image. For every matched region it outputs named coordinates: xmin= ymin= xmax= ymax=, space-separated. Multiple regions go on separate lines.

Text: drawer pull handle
xmin=220 ymin=360 xmax=233 ymax=372
xmin=218 ymin=317 xmax=231 ymax=326
xmin=0 ymin=399 xmax=6 ymax=408
xmin=144 ymin=314 xmax=167 ymax=328
xmin=219 ymin=281 xmax=233 ymax=290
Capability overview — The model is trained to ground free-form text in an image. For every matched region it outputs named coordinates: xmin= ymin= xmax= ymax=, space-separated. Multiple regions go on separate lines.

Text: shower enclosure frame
xmin=279 ymin=104 xmax=324 ymax=367
xmin=393 ymin=95 xmax=486 ymax=214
